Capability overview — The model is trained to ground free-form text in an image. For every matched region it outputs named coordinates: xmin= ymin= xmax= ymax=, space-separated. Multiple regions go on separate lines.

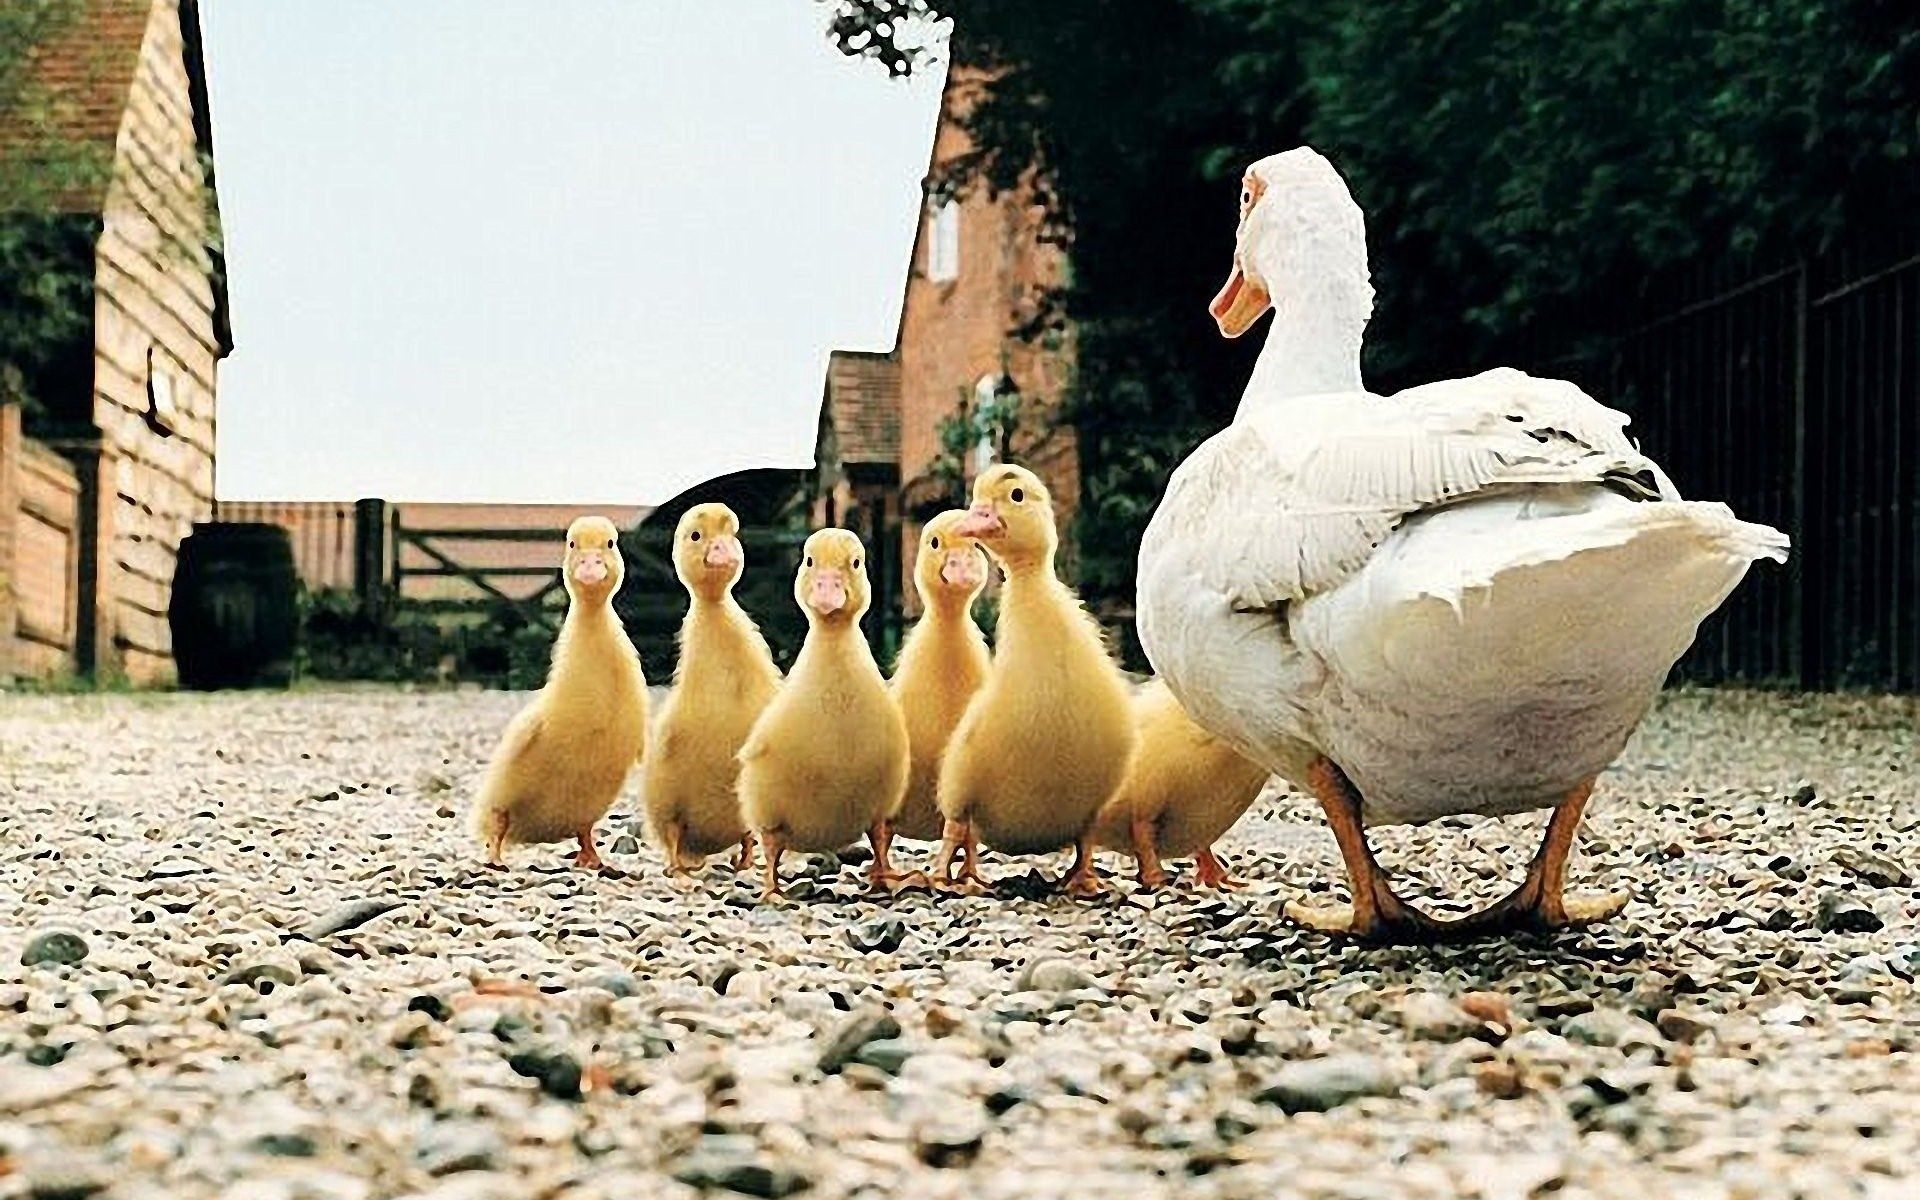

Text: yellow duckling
xmin=737 ymin=529 xmax=911 ymax=899
xmin=470 ymin=517 xmax=648 ymax=871
xmin=1089 ymin=680 xmax=1271 ymax=888
xmin=934 ymin=465 xmax=1136 ymax=896
xmin=644 ymin=503 xmax=782 ymax=878
xmin=886 ymin=510 xmax=992 ymax=875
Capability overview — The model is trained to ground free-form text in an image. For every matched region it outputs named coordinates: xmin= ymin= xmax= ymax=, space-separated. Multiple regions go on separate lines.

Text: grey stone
xmin=1255 ymin=1054 xmax=1402 ymax=1113
xmin=851 ymin=1037 xmax=913 ymax=1075
xmin=1831 ymin=848 xmax=1910 ymax=888
xmin=1655 ymin=1008 xmax=1713 ymax=1044
xmin=1817 ymin=892 xmax=1884 ymax=934
xmin=671 ymin=1140 xmax=811 ymax=1199
xmin=507 ymin=1048 xmax=583 ymax=1100
xmin=416 ymin=1120 xmax=502 ymax=1175
xmin=20 ymin=928 xmax=88 ymax=968
xmin=1563 ymin=1008 xmax=1662 ymax=1050
xmin=1015 ymin=957 xmax=1099 ymax=993
xmin=845 ymin=917 xmax=907 ymax=954
xmin=225 ymin=951 xmax=302 ymax=991
xmin=299 ymin=898 xmax=402 ymax=940
xmin=143 ymin=858 xmax=208 ymax=880
xmin=915 ymin=1113 xmax=986 ymax=1167
xmin=586 ymin=970 xmax=641 ymax=999
xmin=1397 ymin=991 xmax=1484 ymax=1041
xmin=818 ymin=1005 xmax=900 ymax=1073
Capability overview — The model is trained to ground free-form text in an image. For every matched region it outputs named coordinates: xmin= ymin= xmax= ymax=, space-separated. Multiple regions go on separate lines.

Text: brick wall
xmin=895 ymin=69 xmax=1077 ymax=599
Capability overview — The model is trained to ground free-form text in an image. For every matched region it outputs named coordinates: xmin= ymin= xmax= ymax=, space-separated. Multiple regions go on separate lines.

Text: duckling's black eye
xmin=805 ymin=556 xmax=813 ymax=567
xmin=1010 ymin=487 xmax=1025 ymax=503
xmin=929 ymin=536 xmax=941 ymax=551
xmin=852 ymin=558 xmax=862 ymax=570
xmin=568 ymin=540 xmax=575 ymax=549
xmin=689 ymin=530 xmax=701 ymax=542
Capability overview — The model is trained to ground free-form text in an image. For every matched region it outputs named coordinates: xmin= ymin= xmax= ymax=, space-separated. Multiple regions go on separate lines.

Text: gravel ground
xmin=1 ymin=685 xmax=1916 ymax=1200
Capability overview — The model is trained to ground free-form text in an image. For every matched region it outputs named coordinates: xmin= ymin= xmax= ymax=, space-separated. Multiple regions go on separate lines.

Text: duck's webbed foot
xmin=865 ymin=820 xmax=930 ymax=892
xmin=1193 ymin=847 xmax=1247 ymax=891
xmin=1451 ymin=885 xmax=1630 ymax=935
xmin=1057 ymin=837 xmax=1105 ymax=899
xmin=1449 ymin=780 xmax=1627 ymax=935
xmin=1129 ymin=815 xmax=1170 ymax=890
xmin=1285 ymin=758 xmax=1447 ymax=943
xmin=573 ymin=828 xmax=614 ymax=874
xmin=1284 ymin=887 xmax=1448 ymax=942
xmin=660 ymin=824 xmax=704 ymax=884
xmin=931 ymin=819 xmax=992 ymax=895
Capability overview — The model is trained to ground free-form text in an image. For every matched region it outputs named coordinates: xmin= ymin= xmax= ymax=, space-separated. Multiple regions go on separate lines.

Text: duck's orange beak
xmin=952 ymin=503 xmax=1005 ymax=539
xmin=807 ymin=568 xmax=848 ymax=615
xmin=939 ymin=548 xmax=984 ymax=589
xmin=1210 ymin=262 xmax=1272 ymax=338
xmin=572 ymin=555 xmax=611 ymax=586
xmin=703 ymin=536 xmax=742 ymax=571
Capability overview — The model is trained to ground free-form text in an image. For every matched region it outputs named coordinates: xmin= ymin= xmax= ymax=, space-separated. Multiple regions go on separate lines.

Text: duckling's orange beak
xmin=953 ymin=504 xmax=1005 ymax=540
xmin=703 ymin=536 xmax=742 ymax=571
xmin=1210 ymin=263 xmax=1271 ymax=338
xmin=807 ymin=568 xmax=848 ymax=615
xmin=572 ymin=555 xmax=611 ymax=586
xmin=939 ymin=548 xmax=984 ymax=589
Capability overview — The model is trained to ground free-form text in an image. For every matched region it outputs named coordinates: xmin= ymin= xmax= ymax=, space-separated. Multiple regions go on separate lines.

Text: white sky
xmin=200 ymin=1 xmax=944 ymax=505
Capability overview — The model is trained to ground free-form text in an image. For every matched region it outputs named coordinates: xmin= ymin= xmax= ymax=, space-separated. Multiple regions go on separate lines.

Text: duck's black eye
xmin=690 ymin=530 xmax=701 ymax=542
xmin=805 ymin=556 xmax=813 ymax=567
xmin=852 ymin=558 xmax=862 ymax=570
xmin=568 ymin=540 xmax=575 ymax=549
xmin=1010 ymin=487 xmax=1025 ymax=503
xmin=929 ymin=536 xmax=941 ymax=551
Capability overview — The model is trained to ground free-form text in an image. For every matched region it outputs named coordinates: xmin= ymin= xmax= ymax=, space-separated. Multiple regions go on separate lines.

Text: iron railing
xmin=1528 ymin=226 xmax=1918 ymax=691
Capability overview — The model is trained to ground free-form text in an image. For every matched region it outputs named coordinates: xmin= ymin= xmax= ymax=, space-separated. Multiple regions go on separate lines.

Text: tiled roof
xmin=823 ymin=350 xmax=901 ymax=466
xmin=0 ymin=0 xmax=152 ymax=212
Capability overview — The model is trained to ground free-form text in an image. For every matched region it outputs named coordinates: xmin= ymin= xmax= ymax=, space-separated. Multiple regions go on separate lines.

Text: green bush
xmin=296 ymin=588 xmax=559 ymax=689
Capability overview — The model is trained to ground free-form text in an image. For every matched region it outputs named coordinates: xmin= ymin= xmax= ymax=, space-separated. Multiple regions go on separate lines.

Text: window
xmin=927 ymin=198 xmax=960 ymax=282
xmin=970 ymin=374 xmax=997 ymax=474
xmin=145 ymin=344 xmax=180 ymax=436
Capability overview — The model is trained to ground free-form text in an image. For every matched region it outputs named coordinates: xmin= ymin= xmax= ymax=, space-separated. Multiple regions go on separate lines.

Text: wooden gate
xmin=389 ymin=516 xmax=570 ymax=633
xmin=369 ymin=500 xmax=902 ymax=681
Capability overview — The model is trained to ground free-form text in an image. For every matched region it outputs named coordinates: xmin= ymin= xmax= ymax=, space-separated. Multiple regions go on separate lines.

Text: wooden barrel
xmin=169 ymin=522 xmax=299 ymax=689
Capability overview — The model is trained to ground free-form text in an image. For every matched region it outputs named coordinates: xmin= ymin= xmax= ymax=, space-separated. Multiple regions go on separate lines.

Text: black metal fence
xmin=1530 ymin=226 xmax=1919 ymax=691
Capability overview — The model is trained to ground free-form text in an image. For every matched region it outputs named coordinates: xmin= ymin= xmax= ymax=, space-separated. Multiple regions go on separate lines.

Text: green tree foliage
xmin=820 ymin=0 xmax=1920 ymax=605
xmin=0 ymin=0 xmax=112 ymax=419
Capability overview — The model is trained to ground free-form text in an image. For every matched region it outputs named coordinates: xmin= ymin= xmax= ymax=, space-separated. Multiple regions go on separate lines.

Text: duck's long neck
xmin=1239 ymin=298 xmax=1367 ymax=419
xmin=1235 ymin=226 xmax=1373 ymax=419
xmin=552 ymin=598 xmax=635 ymax=684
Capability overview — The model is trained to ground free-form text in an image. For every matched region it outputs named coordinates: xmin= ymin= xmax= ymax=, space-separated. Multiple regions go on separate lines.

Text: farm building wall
xmin=894 ymin=69 xmax=1076 ymax=598
xmin=84 ymin=0 xmax=225 ymax=684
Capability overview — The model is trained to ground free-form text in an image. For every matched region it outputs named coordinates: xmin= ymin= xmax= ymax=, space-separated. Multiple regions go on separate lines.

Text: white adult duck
xmin=1136 ymin=147 xmax=1789 ymax=942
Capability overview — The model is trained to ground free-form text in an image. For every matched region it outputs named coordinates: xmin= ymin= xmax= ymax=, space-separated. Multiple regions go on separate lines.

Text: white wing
xmin=1162 ymin=367 xmax=1673 ymax=612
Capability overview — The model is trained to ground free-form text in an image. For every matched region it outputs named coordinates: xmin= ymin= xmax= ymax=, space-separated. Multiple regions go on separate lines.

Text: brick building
xmin=816 ymin=66 xmax=1076 ymax=614
xmin=0 ymin=0 xmax=229 ymax=685
xmin=812 ymin=349 xmax=901 ymax=535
